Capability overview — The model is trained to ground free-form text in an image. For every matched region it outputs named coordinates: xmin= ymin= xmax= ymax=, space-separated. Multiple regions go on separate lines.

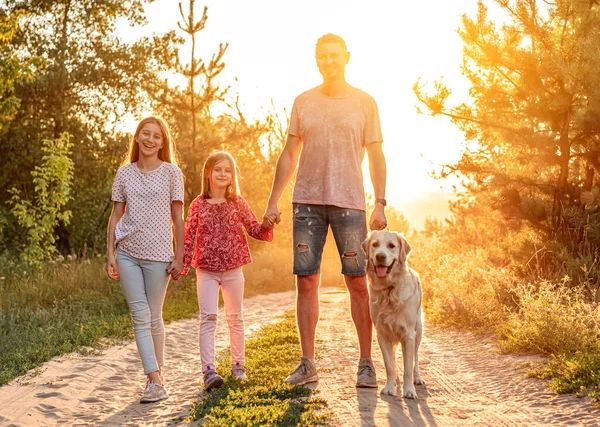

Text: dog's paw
xmin=403 ymin=385 xmax=418 ymax=399
xmin=414 ymin=376 xmax=425 ymax=386
xmin=380 ymin=383 xmax=396 ymax=396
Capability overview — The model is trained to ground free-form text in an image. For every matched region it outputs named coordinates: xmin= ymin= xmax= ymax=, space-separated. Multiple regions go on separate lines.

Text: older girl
xmin=106 ymin=117 xmax=184 ymax=403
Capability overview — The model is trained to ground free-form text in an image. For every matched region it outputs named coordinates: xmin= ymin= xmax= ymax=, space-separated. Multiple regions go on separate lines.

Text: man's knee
xmin=296 ymin=274 xmax=320 ymax=295
xmin=345 ymin=275 xmax=369 ymax=295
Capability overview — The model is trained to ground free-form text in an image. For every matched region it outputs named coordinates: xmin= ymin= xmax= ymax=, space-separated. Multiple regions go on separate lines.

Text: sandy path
xmin=0 ymin=288 xmax=598 ymax=426
xmin=317 ymin=289 xmax=599 ymax=426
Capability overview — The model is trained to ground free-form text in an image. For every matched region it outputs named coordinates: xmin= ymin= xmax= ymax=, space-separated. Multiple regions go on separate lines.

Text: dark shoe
xmin=204 ymin=369 xmax=224 ymax=391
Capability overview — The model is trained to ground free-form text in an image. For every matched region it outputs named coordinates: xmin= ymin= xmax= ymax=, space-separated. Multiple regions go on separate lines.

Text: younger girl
xmin=182 ymin=151 xmax=273 ymax=391
xmin=106 ymin=117 xmax=184 ymax=403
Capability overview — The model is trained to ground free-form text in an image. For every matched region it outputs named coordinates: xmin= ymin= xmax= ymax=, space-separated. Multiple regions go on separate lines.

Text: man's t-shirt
xmin=288 ymin=86 xmax=383 ymax=211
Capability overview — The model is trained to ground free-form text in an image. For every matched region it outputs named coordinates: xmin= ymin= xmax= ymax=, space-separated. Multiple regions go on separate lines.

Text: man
xmin=264 ymin=33 xmax=387 ymax=387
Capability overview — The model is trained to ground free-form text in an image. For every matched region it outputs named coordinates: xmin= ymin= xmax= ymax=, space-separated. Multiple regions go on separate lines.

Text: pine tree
xmin=415 ymin=0 xmax=600 ymax=248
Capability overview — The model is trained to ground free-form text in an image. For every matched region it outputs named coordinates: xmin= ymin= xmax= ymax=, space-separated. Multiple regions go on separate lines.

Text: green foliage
xmin=0 ymin=0 xmax=178 ymax=254
xmin=0 ymin=8 xmax=38 ymax=130
xmin=8 ymin=133 xmax=74 ymax=264
xmin=528 ymin=352 xmax=600 ymax=407
xmin=189 ymin=311 xmax=332 ymax=426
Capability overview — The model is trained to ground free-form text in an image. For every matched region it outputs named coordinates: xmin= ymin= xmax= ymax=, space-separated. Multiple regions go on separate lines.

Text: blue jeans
xmin=292 ymin=203 xmax=367 ymax=276
xmin=116 ymin=248 xmax=170 ymax=374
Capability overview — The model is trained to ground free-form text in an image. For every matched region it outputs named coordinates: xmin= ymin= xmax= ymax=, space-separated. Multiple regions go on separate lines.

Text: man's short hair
xmin=316 ymin=33 xmax=347 ymax=52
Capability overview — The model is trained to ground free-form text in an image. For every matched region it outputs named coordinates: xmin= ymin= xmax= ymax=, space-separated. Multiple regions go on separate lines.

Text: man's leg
xmin=330 ymin=206 xmax=377 ymax=387
xmin=285 ymin=204 xmax=327 ymax=385
xmin=344 ymin=274 xmax=372 ymax=359
xmin=296 ymin=273 xmax=320 ymax=359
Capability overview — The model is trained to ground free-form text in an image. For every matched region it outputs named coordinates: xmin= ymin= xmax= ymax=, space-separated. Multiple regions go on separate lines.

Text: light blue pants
xmin=117 ymin=248 xmax=170 ymax=374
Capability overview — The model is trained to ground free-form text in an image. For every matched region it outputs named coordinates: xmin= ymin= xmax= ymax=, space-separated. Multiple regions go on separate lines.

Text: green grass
xmin=0 ymin=259 xmax=200 ymax=385
xmin=189 ymin=311 xmax=332 ymax=426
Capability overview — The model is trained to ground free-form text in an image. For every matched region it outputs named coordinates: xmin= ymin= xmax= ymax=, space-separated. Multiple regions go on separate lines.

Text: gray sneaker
xmin=356 ymin=358 xmax=378 ymax=388
xmin=231 ymin=363 xmax=247 ymax=381
xmin=140 ymin=382 xmax=168 ymax=403
xmin=284 ymin=357 xmax=319 ymax=385
xmin=204 ymin=369 xmax=224 ymax=391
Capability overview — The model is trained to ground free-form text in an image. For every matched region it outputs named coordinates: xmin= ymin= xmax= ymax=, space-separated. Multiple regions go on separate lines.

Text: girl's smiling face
xmin=135 ymin=122 xmax=164 ymax=158
xmin=210 ymin=158 xmax=233 ymax=193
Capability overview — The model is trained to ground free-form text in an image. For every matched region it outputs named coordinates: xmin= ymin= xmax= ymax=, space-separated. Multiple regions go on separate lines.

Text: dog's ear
xmin=396 ymin=232 xmax=412 ymax=264
xmin=361 ymin=234 xmax=370 ymax=259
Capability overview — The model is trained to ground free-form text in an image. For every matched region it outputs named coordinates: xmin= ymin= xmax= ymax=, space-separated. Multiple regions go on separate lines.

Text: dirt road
xmin=0 ymin=288 xmax=597 ymax=426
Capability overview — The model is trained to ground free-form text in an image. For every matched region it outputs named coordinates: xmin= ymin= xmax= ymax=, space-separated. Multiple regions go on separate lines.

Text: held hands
xmin=369 ymin=203 xmax=387 ymax=231
xmin=262 ymin=204 xmax=281 ymax=229
xmin=262 ymin=213 xmax=278 ymax=229
xmin=167 ymin=259 xmax=183 ymax=281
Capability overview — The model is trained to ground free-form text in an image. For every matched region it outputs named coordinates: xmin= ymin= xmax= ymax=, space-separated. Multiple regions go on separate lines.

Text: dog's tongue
xmin=375 ymin=266 xmax=388 ymax=278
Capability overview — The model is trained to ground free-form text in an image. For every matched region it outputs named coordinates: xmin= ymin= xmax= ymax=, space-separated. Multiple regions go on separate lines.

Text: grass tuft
xmin=189 ymin=311 xmax=332 ymax=426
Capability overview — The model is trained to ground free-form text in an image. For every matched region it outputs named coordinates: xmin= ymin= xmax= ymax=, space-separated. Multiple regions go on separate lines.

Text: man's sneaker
xmin=204 ymin=369 xmax=224 ymax=391
xmin=140 ymin=382 xmax=168 ymax=403
xmin=231 ymin=363 xmax=246 ymax=381
xmin=284 ymin=357 xmax=318 ymax=385
xmin=356 ymin=358 xmax=378 ymax=388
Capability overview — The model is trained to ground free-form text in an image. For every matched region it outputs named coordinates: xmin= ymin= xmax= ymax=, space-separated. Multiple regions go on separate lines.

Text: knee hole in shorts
xmin=296 ymin=243 xmax=309 ymax=253
xmin=342 ymin=251 xmax=358 ymax=258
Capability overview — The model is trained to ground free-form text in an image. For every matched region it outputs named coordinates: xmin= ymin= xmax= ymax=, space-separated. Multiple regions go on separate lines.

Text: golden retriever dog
xmin=362 ymin=230 xmax=424 ymax=398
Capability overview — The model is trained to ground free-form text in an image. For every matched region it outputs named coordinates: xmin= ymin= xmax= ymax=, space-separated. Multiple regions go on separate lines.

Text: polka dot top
xmin=111 ymin=162 xmax=184 ymax=262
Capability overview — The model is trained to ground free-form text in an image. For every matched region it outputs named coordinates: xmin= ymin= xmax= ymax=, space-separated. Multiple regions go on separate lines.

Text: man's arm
xmin=265 ymin=134 xmax=303 ymax=224
xmin=367 ymin=142 xmax=387 ymax=230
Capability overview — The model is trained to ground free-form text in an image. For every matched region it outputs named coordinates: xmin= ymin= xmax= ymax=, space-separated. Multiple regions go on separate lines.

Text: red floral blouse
xmin=182 ymin=196 xmax=273 ymax=273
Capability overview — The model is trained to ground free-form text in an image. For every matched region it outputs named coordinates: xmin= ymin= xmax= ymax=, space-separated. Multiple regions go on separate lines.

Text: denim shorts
xmin=292 ymin=203 xmax=367 ymax=276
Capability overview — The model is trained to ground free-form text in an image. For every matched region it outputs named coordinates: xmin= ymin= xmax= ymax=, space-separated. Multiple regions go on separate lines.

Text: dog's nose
xmin=375 ymin=253 xmax=386 ymax=263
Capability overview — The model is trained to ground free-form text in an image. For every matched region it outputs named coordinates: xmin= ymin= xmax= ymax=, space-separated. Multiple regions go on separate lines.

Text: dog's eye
xmin=388 ymin=243 xmax=396 ymax=249
xmin=372 ymin=242 xmax=380 ymax=248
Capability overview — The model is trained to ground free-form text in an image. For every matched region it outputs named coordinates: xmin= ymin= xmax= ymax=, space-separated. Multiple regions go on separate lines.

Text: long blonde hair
xmin=201 ymin=152 xmax=240 ymax=200
xmin=123 ymin=117 xmax=177 ymax=166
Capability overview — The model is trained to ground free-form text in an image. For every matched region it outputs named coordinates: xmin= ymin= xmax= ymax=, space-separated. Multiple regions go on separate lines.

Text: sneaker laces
xmin=292 ymin=361 xmax=310 ymax=376
xmin=145 ymin=382 xmax=160 ymax=393
xmin=358 ymin=362 xmax=373 ymax=376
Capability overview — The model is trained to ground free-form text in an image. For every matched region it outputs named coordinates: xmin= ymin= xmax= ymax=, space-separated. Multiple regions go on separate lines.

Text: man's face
xmin=315 ymin=41 xmax=349 ymax=81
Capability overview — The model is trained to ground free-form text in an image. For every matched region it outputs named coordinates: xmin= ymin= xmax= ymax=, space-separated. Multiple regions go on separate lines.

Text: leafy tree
xmin=8 ymin=133 xmax=74 ymax=264
xmin=0 ymin=7 xmax=37 ymax=129
xmin=414 ymin=0 xmax=600 ymax=249
xmin=0 ymin=0 xmax=177 ymax=254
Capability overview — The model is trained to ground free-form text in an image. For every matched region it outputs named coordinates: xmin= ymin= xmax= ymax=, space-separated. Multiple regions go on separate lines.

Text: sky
xmin=116 ymin=0 xmax=505 ymax=217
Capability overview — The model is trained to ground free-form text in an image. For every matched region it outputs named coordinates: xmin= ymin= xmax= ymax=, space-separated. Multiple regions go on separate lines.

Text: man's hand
xmin=369 ymin=203 xmax=387 ymax=231
xmin=262 ymin=212 xmax=278 ymax=229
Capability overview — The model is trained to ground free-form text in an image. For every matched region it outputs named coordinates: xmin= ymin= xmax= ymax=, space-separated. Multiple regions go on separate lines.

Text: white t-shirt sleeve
xmin=111 ymin=167 xmax=126 ymax=202
xmin=171 ymin=166 xmax=184 ymax=203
